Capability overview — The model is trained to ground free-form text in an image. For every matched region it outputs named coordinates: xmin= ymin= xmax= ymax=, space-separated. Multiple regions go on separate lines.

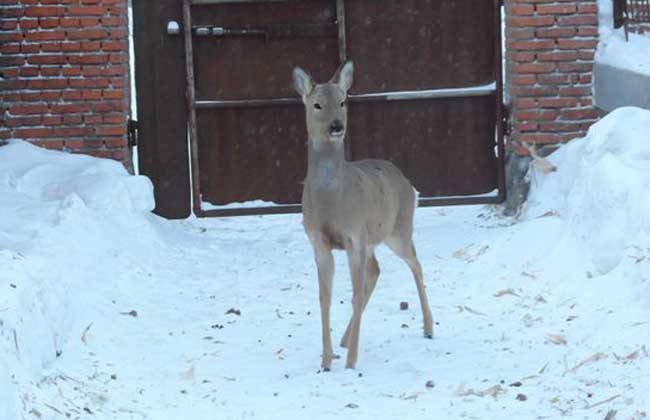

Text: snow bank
xmin=0 ymin=141 xmax=157 ymax=418
xmin=526 ymin=107 xmax=650 ymax=274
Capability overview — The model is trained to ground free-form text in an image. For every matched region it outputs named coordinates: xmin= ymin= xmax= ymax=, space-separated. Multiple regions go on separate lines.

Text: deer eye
xmin=340 ymin=101 xmax=346 ymax=108
xmin=314 ymin=103 xmax=322 ymax=110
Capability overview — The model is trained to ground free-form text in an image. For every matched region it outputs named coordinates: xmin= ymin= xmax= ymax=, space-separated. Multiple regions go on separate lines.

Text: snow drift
xmin=526 ymin=107 xmax=650 ymax=274
xmin=0 ymin=141 xmax=158 ymax=419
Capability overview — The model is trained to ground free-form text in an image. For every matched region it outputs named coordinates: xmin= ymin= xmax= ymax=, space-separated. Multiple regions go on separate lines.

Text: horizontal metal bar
xmin=197 ymin=193 xmax=503 ymax=217
xmin=195 ymin=82 xmax=497 ymax=109
xmin=356 ymin=82 xmax=496 ymax=102
xmin=199 ymin=204 xmax=302 ymax=217
xmin=196 ymin=97 xmax=300 ymax=109
xmin=192 ymin=23 xmax=338 ymax=38
xmin=192 ymin=0 xmax=286 ymax=4
xmin=418 ymin=194 xmax=503 ymax=208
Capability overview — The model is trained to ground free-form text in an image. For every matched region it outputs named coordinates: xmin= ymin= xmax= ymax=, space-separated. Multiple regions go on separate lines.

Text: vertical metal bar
xmin=336 ymin=0 xmax=347 ymax=64
xmin=182 ymin=0 xmax=203 ymax=216
xmin=336 ymin=0 xmax=353 ymax=161
xmin=494 ymin=0 xmax=506 ymax=203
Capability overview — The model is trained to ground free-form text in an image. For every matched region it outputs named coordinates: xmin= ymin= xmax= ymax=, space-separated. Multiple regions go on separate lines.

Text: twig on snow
xmin=81 ymin=323 xmax=93 ymax=345
xmin=456 ymin=305 xmax=487 ymax=316
xmin=588 ymin=395 xmax=621 ymax=409
xmin=564 ymin=352 xmax=608 ymax=375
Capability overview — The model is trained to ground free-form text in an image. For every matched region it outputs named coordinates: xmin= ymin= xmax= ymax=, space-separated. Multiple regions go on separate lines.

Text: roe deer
xmin=293 ymin=61 xmax=434 ymax=370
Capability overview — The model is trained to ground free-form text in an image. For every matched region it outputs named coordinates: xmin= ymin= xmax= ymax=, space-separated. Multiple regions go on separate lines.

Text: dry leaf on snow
xmin=457 ymin=384 xmax=506 ymax=400
xmin=494 ymin=288 xmax=520 ymax=298
xmin=545 ymin=333 xmax=567 ymax=345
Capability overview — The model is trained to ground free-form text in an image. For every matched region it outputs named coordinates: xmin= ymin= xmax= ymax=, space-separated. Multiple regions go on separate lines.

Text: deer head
xmin=292 ymin=61 xmax=354 ymax=150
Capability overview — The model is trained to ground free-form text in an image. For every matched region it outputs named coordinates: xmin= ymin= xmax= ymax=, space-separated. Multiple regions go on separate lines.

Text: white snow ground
xmin=2 ymin=108 xmax=650 ymax=419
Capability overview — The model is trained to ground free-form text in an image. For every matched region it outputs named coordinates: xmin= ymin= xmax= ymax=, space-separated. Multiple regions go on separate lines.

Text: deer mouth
xmin=329 ymin=121 xmax=345 ymax=138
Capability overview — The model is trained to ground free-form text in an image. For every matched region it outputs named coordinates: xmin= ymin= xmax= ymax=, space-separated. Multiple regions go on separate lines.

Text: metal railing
xmin=613 ymin=0 xmax=650 ymax=39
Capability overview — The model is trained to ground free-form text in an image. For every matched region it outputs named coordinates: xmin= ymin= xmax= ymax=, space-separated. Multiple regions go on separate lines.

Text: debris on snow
xmin=457 ymin=305 xmax=487 ymax=316
xmin=399 ymin=392 xmax=422 ymax=401
xmin=80 ymin=323 xmax=93 ymax=345
xmin=457 ymin=384 xmax=506 ymax=400
xmin=494 ymin=288 xmax=520 ymax=298
xmin=452 ymin=244 xmax=489 ymax=263
xmin=545 ymin=333 xmax=568 ymax=346
xmin=614 ymin=346 xmax=648 ymax=364
xmin=565 ymin=352 xmax=608 ymax=375
xmin=588 ymin=395 xmax=621 ymax=409
xmin=523 ymin=142 xmax=557 ymax=174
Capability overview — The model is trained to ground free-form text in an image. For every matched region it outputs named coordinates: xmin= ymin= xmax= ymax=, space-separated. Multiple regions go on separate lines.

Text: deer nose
xmin=329 ymin=120 xmax=344 ymax=136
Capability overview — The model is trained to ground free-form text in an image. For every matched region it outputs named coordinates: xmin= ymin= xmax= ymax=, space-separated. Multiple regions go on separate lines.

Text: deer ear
xmin=292 ymin=67 xmax=314 ymax=98
xmin=330 ymin=61 xmax=354 ymax=92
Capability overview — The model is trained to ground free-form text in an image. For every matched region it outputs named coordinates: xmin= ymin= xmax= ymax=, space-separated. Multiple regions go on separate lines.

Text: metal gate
xmin=134 ymin=0 xmax=505 ymax=218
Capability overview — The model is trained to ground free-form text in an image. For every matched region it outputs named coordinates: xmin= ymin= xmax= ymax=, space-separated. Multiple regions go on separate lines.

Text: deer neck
xmin=306 ymin=137 xmax=346 ymax=192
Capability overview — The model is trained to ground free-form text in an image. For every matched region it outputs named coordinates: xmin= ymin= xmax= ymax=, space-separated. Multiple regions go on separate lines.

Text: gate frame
xmin=180 ymin=0 xmax=506 ymax=217
xmin=133 ymin=0 xmax=192 ymax=219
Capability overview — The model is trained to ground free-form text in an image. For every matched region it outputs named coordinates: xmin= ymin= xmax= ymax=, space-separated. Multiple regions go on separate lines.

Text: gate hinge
xmin=502 ymin=104 xmax=512 ymax=137
xmin=127 ymin=119 xmax=138 ymax=147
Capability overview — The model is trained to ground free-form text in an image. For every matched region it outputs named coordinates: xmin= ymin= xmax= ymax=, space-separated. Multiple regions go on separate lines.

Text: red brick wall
xmin=505 ymin=0 xmax=600 ymax=153
xmin=0 ymin=0 xmax=130 ymax=160
xmin=1 ymin=1 xmax=601 ymax=161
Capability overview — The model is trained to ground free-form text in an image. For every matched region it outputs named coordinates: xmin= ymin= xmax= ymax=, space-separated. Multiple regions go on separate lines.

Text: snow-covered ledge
xmin=595 ymin=0 xmax=650 ymax=112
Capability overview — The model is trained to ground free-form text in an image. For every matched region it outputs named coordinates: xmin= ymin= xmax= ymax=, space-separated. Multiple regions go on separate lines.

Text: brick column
xmin=0 ymin=0 xmax=130 ymax=161
xmin=505 ymin=0 xmax=600 ymax=153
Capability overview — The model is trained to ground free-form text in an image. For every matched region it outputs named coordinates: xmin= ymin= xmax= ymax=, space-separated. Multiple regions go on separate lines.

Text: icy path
xmin=23 ymin=206 xmax=649 ymax=419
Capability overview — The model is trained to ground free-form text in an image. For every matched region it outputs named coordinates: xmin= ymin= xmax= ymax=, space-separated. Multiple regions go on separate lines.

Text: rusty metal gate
xmin=134 ymin=0 xmax=505 ymax=219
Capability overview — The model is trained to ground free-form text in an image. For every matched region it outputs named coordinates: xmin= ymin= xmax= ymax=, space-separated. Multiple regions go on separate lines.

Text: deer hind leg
xmin=386 ymin=235 xmax=434 ymax=339
xmin=340 ymin=251 xmax=379 ymax=348
xmin=313 ymin=243 xmax=335 ymax=370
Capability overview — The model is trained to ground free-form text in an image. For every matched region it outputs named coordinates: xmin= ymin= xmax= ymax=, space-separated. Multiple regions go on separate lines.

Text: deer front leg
xmin=340 ymin=253 xmax=379 ymax=348
xmin=314 ymin=245 xmax=334 ymax=371
xmin=344 ymin=240 xmax=367 ymax=369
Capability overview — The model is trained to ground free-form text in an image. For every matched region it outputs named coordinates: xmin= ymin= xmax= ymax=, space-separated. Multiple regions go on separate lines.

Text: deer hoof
xmin=424 ymin=333 xmax=433 ymax=339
